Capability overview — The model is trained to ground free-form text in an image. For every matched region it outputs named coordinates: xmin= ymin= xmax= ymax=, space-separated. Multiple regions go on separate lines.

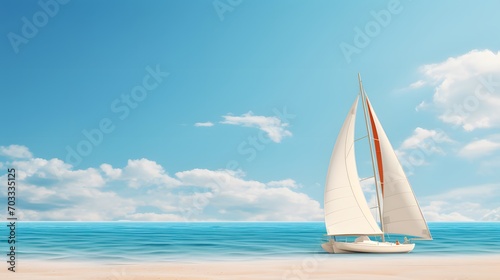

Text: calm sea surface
xmin=2 ymin=222 xmax=499 ymax=263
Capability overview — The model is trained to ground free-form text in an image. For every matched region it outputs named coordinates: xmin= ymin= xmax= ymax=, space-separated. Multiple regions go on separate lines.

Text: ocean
xmin=3 ymin=222 xmax=500 ymax=263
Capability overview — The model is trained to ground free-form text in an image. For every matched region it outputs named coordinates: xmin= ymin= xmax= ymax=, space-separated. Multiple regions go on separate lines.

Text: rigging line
xmin=359 ymin=176 xmax=374 ymax=182
xmin=355 ymin=135 xmax=368 ymax=142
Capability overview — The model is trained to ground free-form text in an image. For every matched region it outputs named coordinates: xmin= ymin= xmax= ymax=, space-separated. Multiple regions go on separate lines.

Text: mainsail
xmin=324 ymin=97 xmax=383 ymax=236
xmin=366 ymin=98 xmax=432 ymax=240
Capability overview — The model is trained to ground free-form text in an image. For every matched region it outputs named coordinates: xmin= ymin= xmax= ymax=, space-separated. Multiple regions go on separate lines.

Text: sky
xmin=1 ymin=0 xmax=500 ymax=222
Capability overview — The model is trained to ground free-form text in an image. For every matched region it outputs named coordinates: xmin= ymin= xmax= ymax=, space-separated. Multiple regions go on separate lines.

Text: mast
xmin=358 ymin=73 xmax=385 ymax=242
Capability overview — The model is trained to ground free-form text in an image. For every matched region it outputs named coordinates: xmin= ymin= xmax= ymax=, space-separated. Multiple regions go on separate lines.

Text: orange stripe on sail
xmin=366 ymin=100 xmax=384 ymax=196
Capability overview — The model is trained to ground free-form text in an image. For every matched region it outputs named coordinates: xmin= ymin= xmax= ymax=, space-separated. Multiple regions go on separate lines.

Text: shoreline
xmin=3 ymin=255 xmax=499 ymax=279
xmin=9 ymin=251 xmax=500 ymax=263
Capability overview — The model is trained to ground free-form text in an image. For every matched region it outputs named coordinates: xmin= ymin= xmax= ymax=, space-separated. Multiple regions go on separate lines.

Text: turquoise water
xmin=2 ymin=222 xmax=499 ymax=262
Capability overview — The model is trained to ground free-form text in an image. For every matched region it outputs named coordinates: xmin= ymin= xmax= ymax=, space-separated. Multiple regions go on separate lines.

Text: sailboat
xmin=321 ymin=74 xmax=432 ymax=254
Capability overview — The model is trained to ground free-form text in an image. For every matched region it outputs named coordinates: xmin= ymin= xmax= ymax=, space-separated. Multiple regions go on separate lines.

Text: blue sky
xmin=1 ymin=0 xmax=500 ymax=221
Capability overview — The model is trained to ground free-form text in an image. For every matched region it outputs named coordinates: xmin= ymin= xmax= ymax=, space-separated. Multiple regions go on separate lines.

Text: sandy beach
xmin=2 ymin=255 xmax=499 ymax=280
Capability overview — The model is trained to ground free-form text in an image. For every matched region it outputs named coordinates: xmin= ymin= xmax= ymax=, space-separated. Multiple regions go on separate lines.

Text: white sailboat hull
xmin=322 ymin=239 xmax=415 ymax=254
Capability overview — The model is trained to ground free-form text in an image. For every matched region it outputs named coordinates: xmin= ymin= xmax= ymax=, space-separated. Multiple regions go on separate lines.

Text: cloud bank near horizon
xmin=0 ymin=145 xmax=321 ymax=222
xmin=1 ymin=145 xmax=498 ymax=222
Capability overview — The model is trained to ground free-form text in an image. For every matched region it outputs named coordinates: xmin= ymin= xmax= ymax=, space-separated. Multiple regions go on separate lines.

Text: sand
xmin=2 ymin=255 xmax=499 ymax=280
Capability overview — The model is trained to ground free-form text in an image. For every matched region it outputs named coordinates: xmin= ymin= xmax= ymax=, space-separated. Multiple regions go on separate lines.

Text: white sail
xmin=365 ymin=98 xmax=432 ymax=240
xmin=324 ymin=97 xmax=383 ymax=236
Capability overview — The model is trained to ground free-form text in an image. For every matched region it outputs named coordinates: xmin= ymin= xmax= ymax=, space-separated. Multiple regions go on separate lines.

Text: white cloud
xmin=0 ymin=149 xmax=322 ymax=221
xmin=458 ymin=136 xmax=500 ymax=158
xmin=100 ymin=163 xmax=122 ymax=179
xmin=421 ymin=184 xmax=500 ymax=221
xmin=409 ymin=80 xmax=426 ymax=89
xmin=221 ymin=111 xmax=292 ymax=143
xmin=414 ymin=49 xmax=500 ymax=131
xmin=400 ymin=127 xmax=452 ymax=151
xmin=482 ymin=208 xmax=500 ymax=221
xmin=0 ymin=157 xmax=135 ymax=221
xmin=421 ymin=201 xmax=474 ymax=222
xmin=396 ymin=127 xmax=452 ymax=167
xmin=427 ymin=184 xmax=498 ymax=201
xmin=0 ymin=145 xmax=33 ymax=158
xmin=12 ymin=157 xmax=105 ymax=188
xmin=267 ymin=179 xmax=299 ymax=188
xmin=175 ymin=168 xmax=322 ymax=221
xmin=415 ymin=101 xmax=429 ymax=112
xmin=194 ymin=122 xmax=214 ymax=127
xmin=175 ymin=168 xmax=249 ymax=190
xmin=124 ymin=213 xmax=185 ymax=221
xmin=122 ymin=158 xmax=181 ymax=188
